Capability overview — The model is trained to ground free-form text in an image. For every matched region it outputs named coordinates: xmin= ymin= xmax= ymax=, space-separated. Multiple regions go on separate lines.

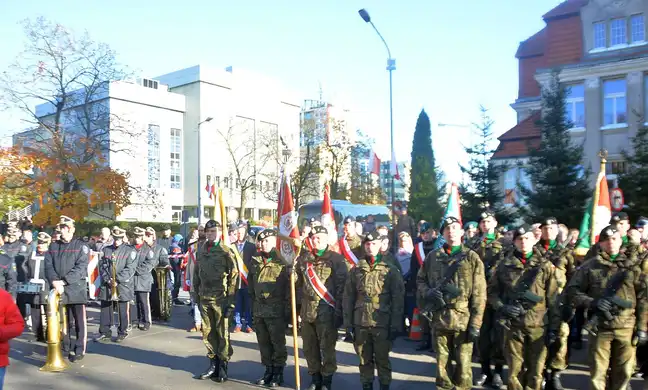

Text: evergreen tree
xmin=519 ymin=72 xmax=590 ymax=228
xmin=619 ymin=124 xmax=648 ymax=219
xmin=460 ymin=106 xmax=514 ymax=225
xmin=408 ymin=109 xmax=443 ymax=224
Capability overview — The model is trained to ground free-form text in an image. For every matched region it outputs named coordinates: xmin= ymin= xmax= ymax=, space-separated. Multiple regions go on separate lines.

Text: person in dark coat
xmin=232 ymin=220 xmax=256 ymax=333
xmin=94 ymin=227 xmax=137 ymax=343
xmin=156 ymin=225 xmax=172 ymax=252
xmin=131 ymin=227 xmax=156 ymax=331
xmin=44 ymin=216 xmax=89 ymax=363
xmin=145 ymin=227 xmax=171 ymax=322
xmin=0 ymin=250 xmax=16 ymax=297
xmin=24 ymin=232 xmax=51 ymax=342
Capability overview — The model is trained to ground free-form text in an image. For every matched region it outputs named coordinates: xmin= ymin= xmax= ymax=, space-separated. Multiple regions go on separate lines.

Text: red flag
xmin=277 ymin=171 xmax=300 ymax=262
xmin=321 ymin=184 xmax=339 ymax=251
xmin=205 ymin=176 xmax=212 ymax=199
xmin=210 ymin=183 xmax=216 ymax=198
xmin=391 ymin=149 xmax=401 ymax=180
xmin=370 ymin=150 xmax=381 ymax=176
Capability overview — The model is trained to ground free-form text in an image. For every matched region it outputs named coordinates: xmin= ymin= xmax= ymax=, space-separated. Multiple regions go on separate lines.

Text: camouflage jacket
xmin=343 ymin=253 xmax=404 ymax=331
xmin=194 ymin=240 xmax=239 ymax=308
xmin=248 ymin=252 xmax=290 ymax=318
xmin=534 ymin=240 xmax=575 ymax=294
xmin=488 ymin=247 xmax=559 ymax=330
xmin=342 ymin=235 xmax=363 ymax=270
xmin=469 ymin=233 xmax=504 ymax=282
xmin=296 ymin=249 xmax=347 ymax=322
xmin=416 ymin=245 xmax=486 ymax=331
xmin=565 ymin=251 xmax=648 ymax=332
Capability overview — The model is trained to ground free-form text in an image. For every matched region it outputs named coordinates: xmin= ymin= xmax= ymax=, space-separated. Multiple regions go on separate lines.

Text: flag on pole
xmin=370 ymin=149 xmax=381 ymax=176
xmin=391 ymin=149 xmax=401 ymax=180
xmin=575 ymin=165 xmax=611 ymax=256
xmin=321 ymin=184 xmax=339 ymax=251
xmin=277 ymin=170 xmax=300 ymax=263
xmin=205 ymin=176 xmax=213 ymax=199
xmin=434 ymin=183 xmax=463 ymax=250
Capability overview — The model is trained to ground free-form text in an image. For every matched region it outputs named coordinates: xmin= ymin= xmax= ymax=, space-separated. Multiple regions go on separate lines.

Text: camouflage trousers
xmin=478 ymin=306 xmax=505 ymax=368
xmin=589 ymin=328 xmax=635 ymax=390
xmin=354 ymin=327 xmax=392 ymax=385
xmin=547 ymin=322 xmax=570 ymax=371
xmin=433 ymin=328 xmax=473 ymax=390
xmin=254 ymin=316 xmax=287 ymax=366
xmin=200 ymin=298 xmax=233 ymax=361
xmin=505 ymin=326 xmax=547 ymax=390
xmin=302 ymin=318 xmax=338 ymax=376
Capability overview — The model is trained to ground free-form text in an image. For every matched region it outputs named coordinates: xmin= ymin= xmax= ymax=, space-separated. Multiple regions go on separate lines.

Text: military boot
xmin=321 ymin=375 xmax=332 ymax=390
xmin=492 ymin=364 xmax=504 ymax=388
xmin=197 ymin=357 xmax=219 ymax=380
xmin=306 ymin=373 xmax=322 ymax=390
xmin=474 ymin=363 xmax=492 ymax=386
xmin=213 ymin=360 xmax=228 ymax=383
xmin=256 ymin=365 xmax=273 ymax=386
xmin=361 ymin=382 xmax=373 ymax=390
xmin=550 ymin=370 xmax=564 ymax=390
xmin=269 ymin=365 xmax=284 ymax=388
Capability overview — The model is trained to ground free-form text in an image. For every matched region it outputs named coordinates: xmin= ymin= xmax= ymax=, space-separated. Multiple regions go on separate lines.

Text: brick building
xmin=492 ymin=0 xmax=648 ymax=207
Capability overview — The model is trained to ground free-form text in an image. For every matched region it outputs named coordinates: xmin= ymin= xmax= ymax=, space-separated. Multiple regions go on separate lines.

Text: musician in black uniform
xmin=94 ymin=227 xmax=137 ymax=343
xmin=44 ymin=215 xmax=90 ymax=362
xmin=132 ymin=227 xmax=157 ymax=331
xmin=25 ymin=232 xmax=51 ymax=341
xmin=0 ymin=248 xmax=17 ymax=296
xmin=144 ymin=227 xmax=171 ymax=321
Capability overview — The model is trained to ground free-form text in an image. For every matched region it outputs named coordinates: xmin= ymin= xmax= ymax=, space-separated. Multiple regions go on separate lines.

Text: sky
xmin=0 ymin=0 xmax=564 ymax=183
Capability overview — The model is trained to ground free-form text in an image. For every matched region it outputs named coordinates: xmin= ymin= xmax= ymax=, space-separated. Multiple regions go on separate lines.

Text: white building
xmin=380 ymin=160 xmax=410 ymax=205
xmin=155 ymin=65 xmax=302 ymax=223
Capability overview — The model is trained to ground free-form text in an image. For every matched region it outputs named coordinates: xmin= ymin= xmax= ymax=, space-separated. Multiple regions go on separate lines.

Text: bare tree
xmin=0 ymin=17 xmax=155 ymax=224
xmin=347 ymin=130 xmax=387 ymax=205
xmin=320 ymin=119 xmax=353 ymax=199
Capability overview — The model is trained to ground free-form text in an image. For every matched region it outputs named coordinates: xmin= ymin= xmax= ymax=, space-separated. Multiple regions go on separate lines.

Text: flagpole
xmin=590 ymin=149 xmax=608 ymax=245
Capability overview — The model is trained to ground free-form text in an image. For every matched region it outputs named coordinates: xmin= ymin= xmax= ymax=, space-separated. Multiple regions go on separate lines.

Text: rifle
xmin=497 ymin=265 xmax=544 ymax=330
xmin=584 ymin=269 xmax=632 ymax=336
xmin=420 ymin=253 xmax=466 ymax=322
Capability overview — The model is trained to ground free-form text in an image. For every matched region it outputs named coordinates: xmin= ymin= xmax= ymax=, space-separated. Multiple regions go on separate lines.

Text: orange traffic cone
xmin=409 ymin=308 xmax=422 ymax=341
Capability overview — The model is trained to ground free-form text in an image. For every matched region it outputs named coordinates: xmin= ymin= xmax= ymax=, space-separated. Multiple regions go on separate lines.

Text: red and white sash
xmin=339 ymin=238 xmax=359 ymax=267
xmin=414 ymin=242 xmax=425 ymax=267
xmin=304 ymin=262 xmax=336 ymax=308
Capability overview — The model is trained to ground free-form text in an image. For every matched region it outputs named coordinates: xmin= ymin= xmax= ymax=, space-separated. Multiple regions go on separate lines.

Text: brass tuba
xmin=40 ymin=288 xmax=69 ymax=372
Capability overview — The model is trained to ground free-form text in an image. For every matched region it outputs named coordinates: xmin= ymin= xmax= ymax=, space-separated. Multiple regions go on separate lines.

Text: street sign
xmin=610 ymin=188 xmax=624 ymax=212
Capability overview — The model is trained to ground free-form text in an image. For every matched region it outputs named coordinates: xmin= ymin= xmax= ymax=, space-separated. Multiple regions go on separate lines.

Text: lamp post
xmin=197 ymin=117 xmax=213 ymax=226
xmin=358 ymin=8 xmax=397 ymax=233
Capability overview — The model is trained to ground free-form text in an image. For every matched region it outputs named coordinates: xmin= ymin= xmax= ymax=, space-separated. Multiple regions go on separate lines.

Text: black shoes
xmin=197 ymin=357 xmax=219 ymax=380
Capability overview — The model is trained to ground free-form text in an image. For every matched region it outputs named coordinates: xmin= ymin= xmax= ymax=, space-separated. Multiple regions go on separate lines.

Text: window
xmin=224 ymin=177 xmax=229 ymax=188
xmin=594 ymin=22 xmax=607 ymax=49
xmin=504 ymin=168 xmax=516 ymax=205
xmin=142 ymin=78 xmax=159 ymax=89
xmin=603 ymin=79 xmax=627 ymax=126
xmin=610 ymin=18 xmax=627 ymax=46
xmin=632 ymin=15 xmax=645 ymax=43
xmin=606 ymin=161 xmax=628 ymax=174
xmin=215 ymin=176 xmax=220 ymax=187
xmin=171 ymin=206 xmax=182 ymax=223
xmin=170 ymin=128 xmax=181 ymax=189
xmin=147 ymin=124 xmax=160 ymax=188
xmin=644 ymin=75 xmax=648 ymax=119
xmin=565 ymin=84 xmax=585 ymax=128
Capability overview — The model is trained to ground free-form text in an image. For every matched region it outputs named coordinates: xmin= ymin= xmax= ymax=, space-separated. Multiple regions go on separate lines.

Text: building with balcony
xmin=492 ymin=0 xmax=648 ymax=208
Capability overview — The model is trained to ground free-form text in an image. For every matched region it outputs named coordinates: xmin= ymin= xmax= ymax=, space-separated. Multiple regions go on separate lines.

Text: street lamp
xmin=358 ymin=8 xmax=397 ymax=231
xmin=197 ymin=116 xmax=213 ymax=226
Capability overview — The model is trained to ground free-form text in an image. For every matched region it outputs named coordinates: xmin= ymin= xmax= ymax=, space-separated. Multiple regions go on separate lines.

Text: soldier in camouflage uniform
xmin=534 ymin=217 xmax=575 ymax=390
xmin=565 ymin=225 xmax=648 ymax=390
xmin=343 ymin=230 xmax=404 ymax=390
xmin=194 ymin=220 xmax=240 ymax=383
xmin=249 ymin=229 xmax=290 ymax=388
xmin=488 ymin=225 xmax=559 ymax=390
xmin=339 ymin=216 xmax=362 ymax=343
xmin=417 ymin=216 xmax=486 ymax=390
xmin=296 ymin=226 xmax=347 ymax=390
xmin=468 ymin=211 xmax=506 ymax=388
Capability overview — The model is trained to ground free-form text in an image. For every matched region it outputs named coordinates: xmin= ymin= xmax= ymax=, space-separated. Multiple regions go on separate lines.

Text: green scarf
xmin=316 ymin=247 xmax=327 ymax=257
xmin=609 ymin=253 xmax=619 ymax=261
xmin=485 ymin=232 xmax=496 ymax=244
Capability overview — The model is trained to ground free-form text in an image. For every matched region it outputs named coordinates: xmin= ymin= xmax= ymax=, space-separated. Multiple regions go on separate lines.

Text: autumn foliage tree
xmin=0 ymin=18 xmax=136 ymax=225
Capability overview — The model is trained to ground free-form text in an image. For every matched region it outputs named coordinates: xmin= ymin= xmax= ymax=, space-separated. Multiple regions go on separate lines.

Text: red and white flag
xmin=277 ymin=170 xmax=300 ymax=263
xmin=391 ymin=149 xmax=401 ymax=180
xmin=370 ymin=149 xmax=381 ymax=176
xmin=321 ymin=184 xmax=339 ymax=251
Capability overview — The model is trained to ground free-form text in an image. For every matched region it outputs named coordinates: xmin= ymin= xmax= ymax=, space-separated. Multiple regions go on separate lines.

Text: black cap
xmin=599 ymin=225 xmax=619 ymax=242
xmin=478 ymin=211 xmax=495 ymax=222
xmin=256 ymin=229 xmax=277 ymax=241
xmin=205 ymin=220 xmax=221 ymax=229
xmin=363 ymin=230 xmax=382 ymax=243
xmin=637 ymin=218 xmax=648 ymax=228
xmin=343 ymin=216 xmax=355 ymax=224
xmin=540 ymin=217 xmax=558 ymax=227
xmin=513 ymin=224 xmax=533 ymax=240
xmin=440 ymin=216 xmax=461 ymax=233
xmin=419 ymin=222 xmax=431 ymax=233
xmin=236 ymin=220 xmax=247 ymax=229
xmin=162 ymin=224 xmax=171 ymax=230
xmin=312 ymin=226 xmax=328 ymax=235
xmin=227 ymin=222 xmax=237 ymax=231
xmin=611 ymin=212 xmax=629 ymax=223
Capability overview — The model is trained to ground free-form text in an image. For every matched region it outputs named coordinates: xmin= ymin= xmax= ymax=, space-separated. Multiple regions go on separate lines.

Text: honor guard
xmin=534 ymin=217 xmax=575 ymax=390
xmin=143 ymin=227 xmax=171 ymax=322
xmin=417 ymin=217 xmax=486 ymax=390
xmin=1 ymin=227 xmax=21 ymax=300
xmin=0 ymin=248 xmax=17 ymax=297
xmin=249 ymin=229 xmax=290 ymax=388
xmin=469 ymin=211 xmax=506 ymax=388
xmin=44 ymin=215 xmax=90 ymax=362
xmin=131 ymin=227 xmax=157 ymax=331
xmin=565 ymin=226 xmax=648 ymax=390
xmin=339 ymin=216 xmax=362 ymax=343
xmin=194 ymin=220 xmax=239 ymax=382
xmin=22 ymin=232 xmax=51 ymax=342
xmin=487 ymin=224 xmax=559 ymax=390
xmin=95 ymin=227 xmax=137 ymax=343
xmin=297 ymin=226 xmax=347 ymax=390
xmin=344 ymin=230 xmax=404 ymax=390
xmin=14 ymin=225 xmax=33 ymax=327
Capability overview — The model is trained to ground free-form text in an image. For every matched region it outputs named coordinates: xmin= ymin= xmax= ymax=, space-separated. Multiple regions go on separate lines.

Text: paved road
xmin=4 ymin=297 xmax=643 ymax=389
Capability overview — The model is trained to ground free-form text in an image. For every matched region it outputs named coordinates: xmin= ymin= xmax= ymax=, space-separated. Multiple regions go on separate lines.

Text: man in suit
xmin=233 ymin=220 xmax=256 ymax=333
